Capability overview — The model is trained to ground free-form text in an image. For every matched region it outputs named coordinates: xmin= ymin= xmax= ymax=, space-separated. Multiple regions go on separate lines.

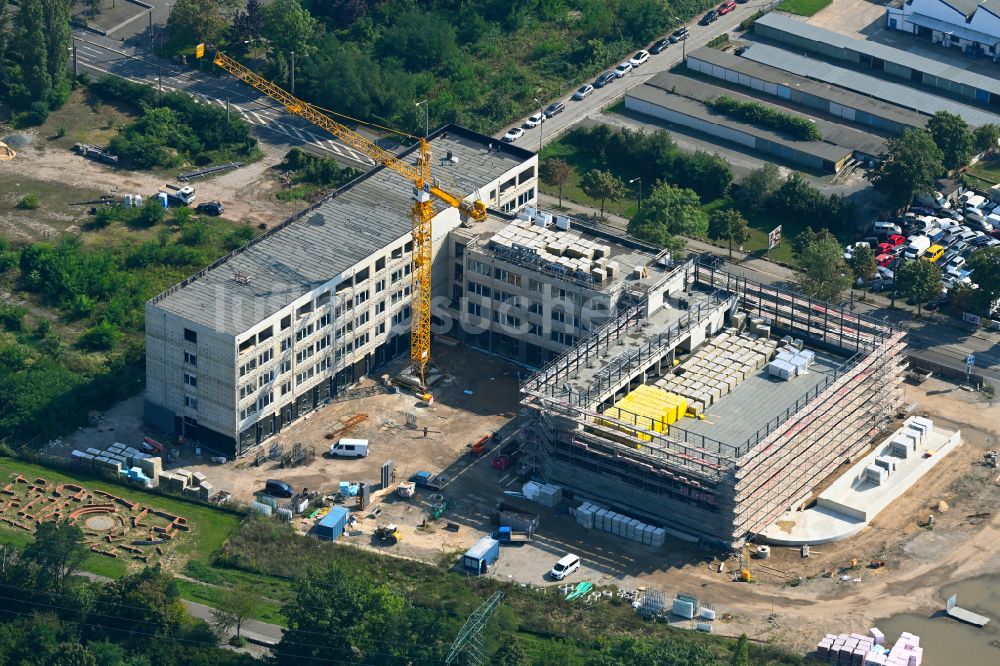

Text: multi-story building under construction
xmin=520 ymin=260 xmax=906 ymax=548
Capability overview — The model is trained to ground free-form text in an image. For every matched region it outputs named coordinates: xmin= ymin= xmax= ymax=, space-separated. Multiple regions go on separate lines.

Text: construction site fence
xmin=907 ymin=355 xmax=991 ymax=391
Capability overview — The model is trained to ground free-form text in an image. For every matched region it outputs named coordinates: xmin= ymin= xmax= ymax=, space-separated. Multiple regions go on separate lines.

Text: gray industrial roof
xmin=906 ymin=12 xmax=1000 ymax=45
xmin=741 ymin=42 xmax=1000 ymax=127
xmin=686 ymin=46 xmax=928 ymax=130
xmin=627 ymin=83 xmax=851 ymax=163
xmin=646 ymin=71 xmax=886 ymax=156
xmin=150 ymin=126 xmax=532 ymax=336
xmin=755 ymin=11 xmax=1000 ymax=96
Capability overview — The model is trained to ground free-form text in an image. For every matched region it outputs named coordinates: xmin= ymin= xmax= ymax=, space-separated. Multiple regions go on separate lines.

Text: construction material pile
xmin=816 ymin=628 xmax=922 ymax=665
xmin=768 ymin=345 xmax=817 ymax=381
xmin=72 ymin=443 xmax=156 ymax=482
xmin=655 ymin=329 xmax=778 ymax=414
xmin=489 ymin=213 xmax=620 ymax=283
xmin=597 ymin=384 xmax=687 ymax=442
xmin=522 ymin=481 xmax=562 ymax=507
xmin=865 ymin=416 xmax=933 ymax=486
xmin=575 ymin=501 xmax=666 ymax=546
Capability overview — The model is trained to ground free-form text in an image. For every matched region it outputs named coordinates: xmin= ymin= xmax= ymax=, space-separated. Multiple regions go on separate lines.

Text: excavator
xmin=203 ymin=50 xmax=488 ymax=391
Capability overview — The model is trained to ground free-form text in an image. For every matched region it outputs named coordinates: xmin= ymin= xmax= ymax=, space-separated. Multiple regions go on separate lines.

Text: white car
xmin=614 ymin=62 xmax=633 ymax=78
xmin=502 ymin=127 xmax=524 ymax=143
xmin=549 ymin=553 xmax=580 ymax=580
xmin=629 ymin=50 xmax=650 ymax=67
xmin=524 ymin=113 xmax=545 ymax=129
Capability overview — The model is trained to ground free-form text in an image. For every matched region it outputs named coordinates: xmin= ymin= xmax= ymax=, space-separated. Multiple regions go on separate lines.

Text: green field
xmin=777 ymin=0 xmax=833 ymax=16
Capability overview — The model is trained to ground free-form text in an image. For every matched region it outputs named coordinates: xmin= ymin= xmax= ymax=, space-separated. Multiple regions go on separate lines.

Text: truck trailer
xmin=462 ymin=537 xmax=500 ymax=575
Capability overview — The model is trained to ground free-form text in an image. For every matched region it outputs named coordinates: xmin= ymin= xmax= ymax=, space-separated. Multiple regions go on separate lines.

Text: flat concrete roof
xmin=677 ymin=346 xmax=845 ymax=449
xmin=741 ymin=42 xmax=1000 ymax=127
xmin=756 ymin=11 xmax=1000 ymax=96
xmin=149 ymin=126 xmax=533 ymax=336
xmin=686 ymin=46 xmax=928 ymax=130
xmin=646 ymin=71 xmax=886 ymax=156
xmin=626 ymin=83 xmax=852 ymax=163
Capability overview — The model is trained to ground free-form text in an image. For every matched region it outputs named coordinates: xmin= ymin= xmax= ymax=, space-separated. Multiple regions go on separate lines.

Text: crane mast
xmin=210 ymin=52 xmax=486 ymax=389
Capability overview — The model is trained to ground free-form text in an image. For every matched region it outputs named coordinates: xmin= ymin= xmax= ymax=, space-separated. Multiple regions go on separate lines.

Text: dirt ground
xmin=52 ymin=350 xmax=1000 ymax=653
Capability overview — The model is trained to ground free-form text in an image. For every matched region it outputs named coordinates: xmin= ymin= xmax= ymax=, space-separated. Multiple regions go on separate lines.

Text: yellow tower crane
xmin=208 ymin=51 xmax=487 ymax=390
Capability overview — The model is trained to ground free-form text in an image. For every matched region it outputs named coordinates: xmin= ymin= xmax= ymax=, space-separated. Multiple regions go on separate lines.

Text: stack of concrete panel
xmin=535 ymin=483 xmax=562 ymax=507
xmin=575 ymin=502 xmax=597 ymax=529
xmin=874 ymin=456 xmax=898 ymax=474
xmin=889 ymin=436 xmax=914 ymax=459
xmin=864 ymin=464 xmax=888 ymax=486
xmin=191 ymin=471 xmax=207 ymax=488
xmin=158 ymin=472 xmax=186 ymax=492
xmin=198 ymin=481 xmax=214 ymax=500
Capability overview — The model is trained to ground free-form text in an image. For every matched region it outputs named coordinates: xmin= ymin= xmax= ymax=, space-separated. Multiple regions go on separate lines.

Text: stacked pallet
xmin=575 ymin=502 xmax=666 ymax=546
xmin=597 ymin=385 xmax=687 ymax=443
xmin=489 ymin=217 xmax=619 ymax=282
xmin=654 ymin=330 xmax=777 ymax=413
xmin=816 ymin=629 xmax=922 ymax=666
xmin=768 ymin=347 xmax=817 ymax=381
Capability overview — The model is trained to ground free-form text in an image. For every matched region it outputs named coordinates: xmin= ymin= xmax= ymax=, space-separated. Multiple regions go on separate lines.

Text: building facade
xmin=888 ymin=0 xmax=1000 ymax=60
xmin=144 ymin=126 xmax=537 ymax=456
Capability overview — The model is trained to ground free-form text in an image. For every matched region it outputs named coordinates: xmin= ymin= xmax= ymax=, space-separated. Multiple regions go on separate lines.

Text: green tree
xmin=733 ymin=163 xmax=782 ymax=213
xmin=261 ymin=0 xmax=318 ymax=57
xmin=13 ymin=0 xmax=52 ymax=106
xmin=707 ymin=208 xmax=752 ymax=258
xmin=731 ymin=634 xmax=750 ymax=666
xmin=42 ymin=0 xmax=72 ymax=104
xmin=799 ymin=235 xmax=851 ymax=303
xmin=867 ymin=129 xmax=945 ymax=209
xmin=210 ymin=583 xmax=260 ymax=640
xmin=676 ymin=150 xmax=733 ymax=201
xmin=580 ymin=169 xmax=626 ymax=219
xmin=90 ymin=567 xmax=188 ymax=640
xmin=22 ymin=520 xmax=87 ymax=592
xmin=847 ymin=244 xmax=877 ymax=289
xmin=167 ymin=0 xmax=229 ymax=48
xmin=379 ymin=8 xmax=460 ymax=72
xmin=494 ymin=635 xmax=528 ymax=666
xmin=973 ymin=123 xmax=1000 ymax=154
xmin=78 ymin=321 xmax=122 ymax=351
xmin=540 ymin=158 xmax=574 ymax=207
xmin=928 ymin=111 xmax=974 ymax=170
xmin=966 ymin=246 xmax=1000 ymax=313
xmin=277 ymin=561 xmax=404 ymax=661
xmin=0 ymin=0 xmax=9 ymax=94
xmin=84 ymin=0 xmax=102 ymax=17
xmin=895 ymin=259 xmax=942 ymax=315
xmin=627 ymin=182 xmax=707 ymax=252
xmin=791 ymin=226 xmax=833 ymax=257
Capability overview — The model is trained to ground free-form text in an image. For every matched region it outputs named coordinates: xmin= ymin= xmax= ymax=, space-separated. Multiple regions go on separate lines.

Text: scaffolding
xmin=521 ymin=265 xmax=906 ymax=548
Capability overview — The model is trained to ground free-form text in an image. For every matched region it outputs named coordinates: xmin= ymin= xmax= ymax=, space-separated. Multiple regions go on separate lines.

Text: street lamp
xmin=534 ymin=98 xmax=544 ymax=154
xmin=416 ymin=99 xmax=429 ymax=138
xmin=629 ymin=177 xmax=642 ymax=211
xmin=290 ymin=50 xmax=295 ymax=95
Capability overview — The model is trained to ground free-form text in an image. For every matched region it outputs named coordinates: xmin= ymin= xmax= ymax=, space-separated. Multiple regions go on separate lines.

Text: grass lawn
xmin=174 ymin=578 xmax=287 ymax=625
xmin=777 ymin=0 xmax=833 ymax=16
xmin=966 ymin=158 xmax=1000 ymax=187
xmin=0 ymin=456 xmax=242 ymax=579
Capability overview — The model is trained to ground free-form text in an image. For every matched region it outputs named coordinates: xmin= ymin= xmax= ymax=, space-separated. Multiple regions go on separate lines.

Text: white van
xmin=329 ymin=438 xmax=369 ymax=458
xmin=903 ymin=235 xmax=931 ymax=260
xmin=873 ymin=221 xmax=902 ymax=236
xmin=549 ymin=553 xmax=581 ymax=580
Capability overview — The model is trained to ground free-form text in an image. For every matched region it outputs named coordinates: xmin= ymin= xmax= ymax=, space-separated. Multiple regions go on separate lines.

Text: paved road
xmin=497 ymin=2 xmax=777 ymax=147
xmin=72 ymin=33 xmax=376 ymax=168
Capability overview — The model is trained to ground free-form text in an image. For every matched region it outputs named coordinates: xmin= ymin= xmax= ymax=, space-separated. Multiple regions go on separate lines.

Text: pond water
xmin=876 ymin=575 xmax=1000 ymax=664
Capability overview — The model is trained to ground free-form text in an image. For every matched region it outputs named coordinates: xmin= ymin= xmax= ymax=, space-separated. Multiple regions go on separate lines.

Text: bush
xmin=0 ymin=305 xmax=27 ymax=332
xmin=77 ymin=320 xmax=122 ymax=352
xmin=711 ymin=96 xmax=822 ymax=141
xmin=16 ymin=194 xmax=40 ymax=210
xmin=19 ymin=101 xmax=50 ymax=126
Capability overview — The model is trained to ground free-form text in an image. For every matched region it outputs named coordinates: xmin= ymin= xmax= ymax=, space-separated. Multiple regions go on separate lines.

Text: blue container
xmin=315 ymin=507 xmax=350 ymax=541
xmin=339 ymin=481 xmax=350 ymax=495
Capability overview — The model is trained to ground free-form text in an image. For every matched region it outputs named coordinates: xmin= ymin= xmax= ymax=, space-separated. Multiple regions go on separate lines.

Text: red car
xmin=718 ymin=0 xmax=737 ymax=14
xmin=878 ymin=242 xmax=894 ymax=255
xmin=888 ymin=234 xmax=906 ymax=247
xmin=490 ymin=442 xmax=521 ymax=471
xmin=877 ymin=253 xmax=894 ymax=267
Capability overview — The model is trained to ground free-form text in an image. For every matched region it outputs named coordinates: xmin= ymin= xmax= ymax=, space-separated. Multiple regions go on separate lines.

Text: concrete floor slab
xmin=760 ymin=421 xmax=961 ymax=545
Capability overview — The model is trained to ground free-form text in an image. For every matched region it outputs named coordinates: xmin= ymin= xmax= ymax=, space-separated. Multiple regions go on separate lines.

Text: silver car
xmin=573 ymin=84 xmax=594 ymax=100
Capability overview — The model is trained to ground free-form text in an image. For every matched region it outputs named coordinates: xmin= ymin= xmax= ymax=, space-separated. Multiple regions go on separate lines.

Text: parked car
xmin=718 ymin=0 xmax=737 ymax=13
xmin=264 ymin=479 xmax=294 ymax=498
xmin=524 ymin=113 xmax=544 ymax=128
xmin=887 ymin=234 xmax=906 ymax=247
xmin=543 ymin=101 xmax=565 ymax=118
xmin=502 ymin=127 xmax=524 ymax=143
xmin=630 ymin=50 xmax=650 ymax=67
xmin=843 ymin=241 xmax=871 ymax=260
xmin=650 ymin=38 xmax=671 ymax=54
xmin=614 ymin=62 xmax=633 ymax=78
xmin=700 ymin=9 xmax=719 ymax=25
xmin=937 ymin=206 xmax=963 ymax=221
xmin=196 ymin=201 xmax=224 ymax=216
xmin=874 ymin=221 xmax=902 ymax=236
xmin=549 ymin=553 xmax=581 ymax=580
xmin=572 ymin=84 xmax=594 ymax=100
xmin=914 ymin=191 xmax=949 ymax=209
xmin=594 ymin=71 xmax=616 ymax=88
xmin=669 ymin=27 xmax=689 ymax=43
xmin=903 ymin=235 xmax=931 ymax=260
xmin=876 ymin=253 xmax=894 ymax=267
xmin=921 ymin=244 xmax=946 ymax=262
xmin=945 ymin=255 xmax=966 ymax=272
xmin=328 ymin=438 xmax=369 ymax=458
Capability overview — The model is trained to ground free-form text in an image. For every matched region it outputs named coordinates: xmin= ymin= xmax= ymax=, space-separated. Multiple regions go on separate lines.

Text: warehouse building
xmin=686 ymin=46 xmax=927 ymax=135
xmin=145 ymin=126 xmax=537 ymax=456
xmin=440 ymin=210 xmax=668 ymax=367
xmin=741 ymin=42 xmax=1000 ymax=127
xmin=521 ymin=261 xmax=906 ymax=548
xmin=754 ymin=11 xmax=1000 ymax=106
xmin=887 ymin=0 xmax=1000 ymax=60
xmin=625 ymin=76 xmax=855 ymax=173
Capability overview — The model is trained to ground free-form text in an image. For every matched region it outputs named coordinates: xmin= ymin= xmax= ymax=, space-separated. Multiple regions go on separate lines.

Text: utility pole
xmin=158 ymin=73 xmax=162 ymax=101
xmin=290 ymin=50 xmax=295 ymax=95
xmin=416 ymin=99 xmax=429 ymax=137
xmin=534 ymin=97 xmax=544 ymax=153
xmin=72 ymin=37 xmax=78 ymax=78
xmin=148 ymin=10 xmax=153 ymax=54
xmin=446 ymin=591 xmax=504 ymax=666
xmin=226 ymin=97 xmax=231 ymax=124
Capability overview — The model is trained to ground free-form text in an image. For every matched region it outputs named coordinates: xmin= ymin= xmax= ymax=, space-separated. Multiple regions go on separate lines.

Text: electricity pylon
xmin=445 ymin=591 xmax=504 ymax=666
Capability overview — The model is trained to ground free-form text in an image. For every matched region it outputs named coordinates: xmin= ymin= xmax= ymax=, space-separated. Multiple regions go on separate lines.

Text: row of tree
xmin=0 ymin=0 xmax=72 ymax=124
